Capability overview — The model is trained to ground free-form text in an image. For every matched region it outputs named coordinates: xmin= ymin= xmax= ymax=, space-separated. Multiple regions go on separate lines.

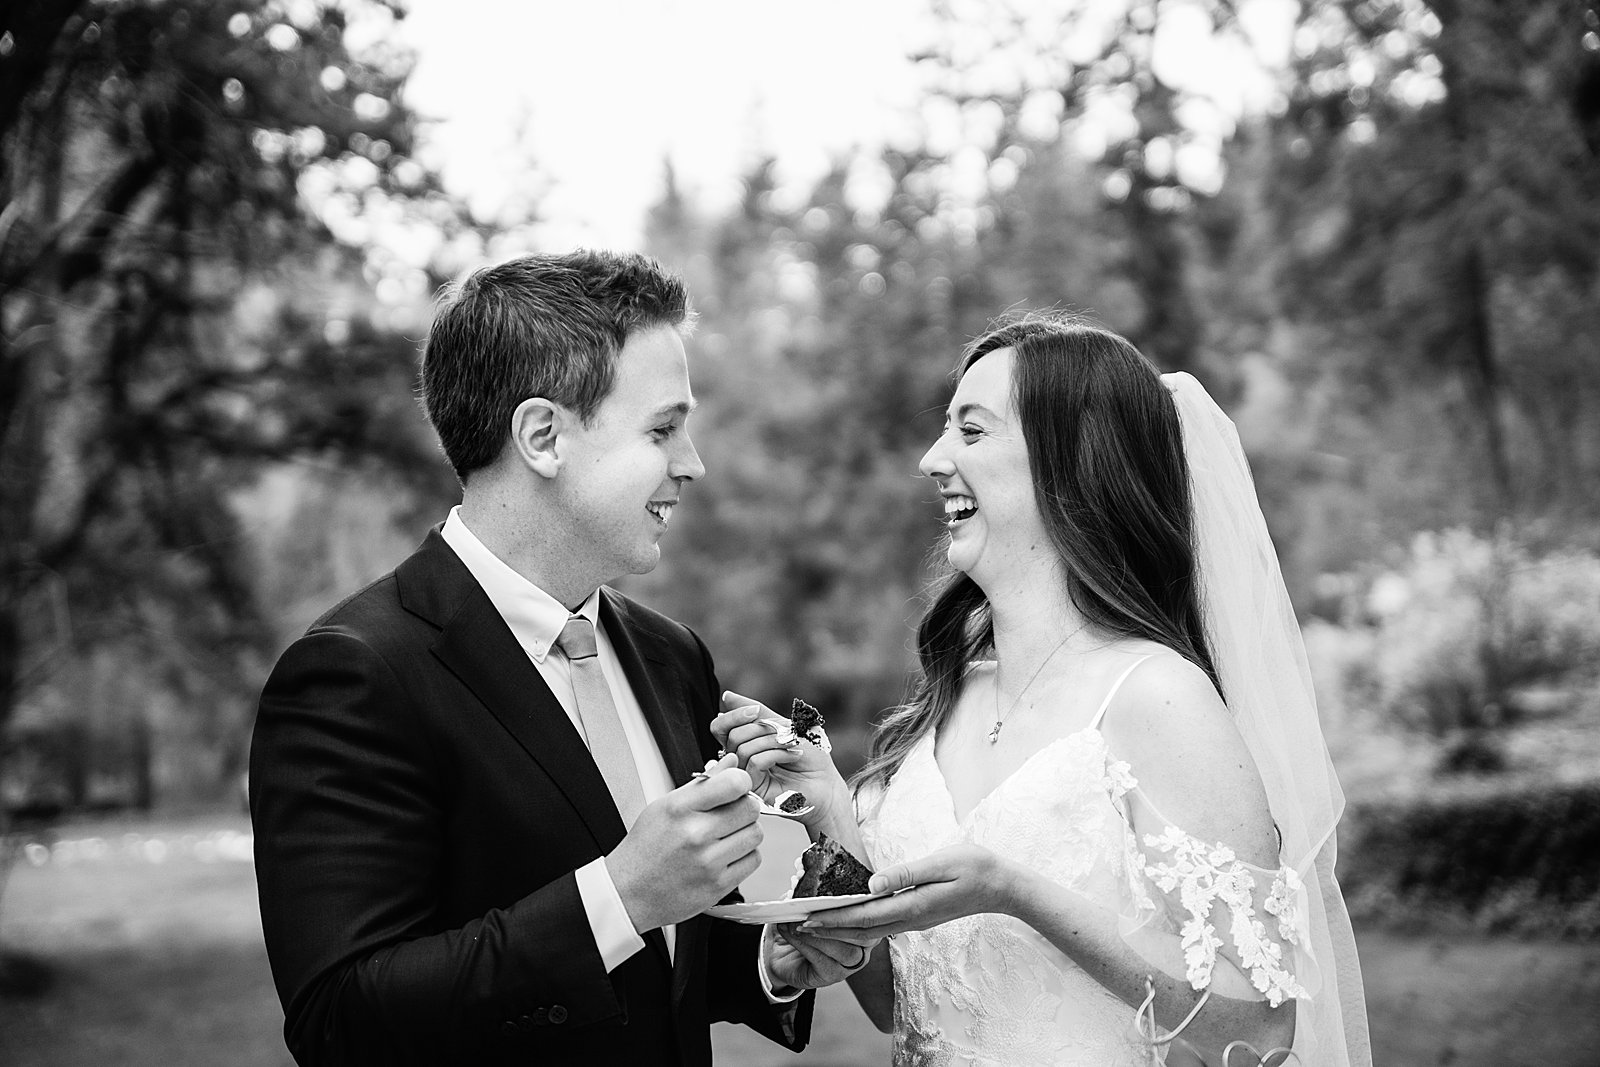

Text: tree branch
xmin=0 ymin=0 xmax=84 ymax=140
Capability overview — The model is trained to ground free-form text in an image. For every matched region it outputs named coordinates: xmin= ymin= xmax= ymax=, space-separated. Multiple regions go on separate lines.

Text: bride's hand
xmin=796 ymin=843 xmax=1017 ymax=944
xmin=711 ymin=691 xmax=848 ymax=826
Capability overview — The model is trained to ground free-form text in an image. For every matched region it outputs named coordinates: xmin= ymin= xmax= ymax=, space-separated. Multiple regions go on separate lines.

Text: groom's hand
xmin=607 ymin=754 xmax=763 ymax=933
xmin=764 ymin=923 xmax=876 ymax=991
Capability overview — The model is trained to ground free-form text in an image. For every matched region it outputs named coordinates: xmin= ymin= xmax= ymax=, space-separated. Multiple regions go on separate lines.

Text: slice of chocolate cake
xmin=787 ymin=698 xmax=826 ymax=745
xmin=793 ymin=833 xmax=874 ymax=898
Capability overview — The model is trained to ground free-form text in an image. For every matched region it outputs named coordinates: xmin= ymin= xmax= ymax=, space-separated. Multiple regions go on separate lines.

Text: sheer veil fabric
xmin=1159 ymin=371 xmax=1372 ymax=1066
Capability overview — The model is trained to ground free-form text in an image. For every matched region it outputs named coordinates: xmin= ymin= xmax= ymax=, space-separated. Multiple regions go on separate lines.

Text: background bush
xmin=1372 ymin=531 xmax=1600 ymax=728
xmin=1304 ymin=529 xmax=1600 ymax=775
xmin=1340 ymin=778 xmax=1600 ymax=939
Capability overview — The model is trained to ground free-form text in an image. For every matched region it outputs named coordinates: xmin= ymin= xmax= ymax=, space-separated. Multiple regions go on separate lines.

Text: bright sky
xmin=391 ymin=0 xmax=1297 ymax=252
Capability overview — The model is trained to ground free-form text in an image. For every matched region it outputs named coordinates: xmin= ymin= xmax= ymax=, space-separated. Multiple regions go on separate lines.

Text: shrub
xmin=1363 ymin=530 xmax=1600 ymax=764
xmin=1340 ymin=779 xmax=1600 ymax=939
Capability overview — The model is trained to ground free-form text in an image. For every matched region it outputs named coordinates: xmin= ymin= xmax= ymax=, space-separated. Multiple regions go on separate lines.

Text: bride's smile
xmin=919 ymin=347 xmax=1050 ymax=582
xmin=941 ymin=493 xmax=978 ymax=523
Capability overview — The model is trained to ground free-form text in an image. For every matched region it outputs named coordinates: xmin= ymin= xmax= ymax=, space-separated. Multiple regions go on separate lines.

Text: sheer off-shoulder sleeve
xmin=1109 ymin=767 xmax=1321 ymax=1009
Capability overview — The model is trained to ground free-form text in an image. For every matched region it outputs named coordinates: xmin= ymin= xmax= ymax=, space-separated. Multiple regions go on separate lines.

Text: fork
xmin=690 ymin=768 xmax=815 ymax=819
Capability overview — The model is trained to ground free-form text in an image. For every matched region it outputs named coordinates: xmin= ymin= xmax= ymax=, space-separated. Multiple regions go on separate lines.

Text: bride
xmin=715 ymin=314 xmax=1371 ymax=1066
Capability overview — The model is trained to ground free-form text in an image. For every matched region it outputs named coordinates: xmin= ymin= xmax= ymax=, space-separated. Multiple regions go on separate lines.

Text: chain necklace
xmin=989 ymin=626 xmax=1086 ymax=744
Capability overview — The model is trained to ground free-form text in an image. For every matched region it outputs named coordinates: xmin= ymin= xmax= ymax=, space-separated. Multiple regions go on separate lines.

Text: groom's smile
xmin=645 ymin=498 xmax=676 ymax=527
xmin=554 ymin=323 xmax=705 ymax=587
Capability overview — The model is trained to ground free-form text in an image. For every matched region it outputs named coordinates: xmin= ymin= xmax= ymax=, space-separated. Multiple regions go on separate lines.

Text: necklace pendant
xmin=987 ymin=721 xmax=1002 ymax=744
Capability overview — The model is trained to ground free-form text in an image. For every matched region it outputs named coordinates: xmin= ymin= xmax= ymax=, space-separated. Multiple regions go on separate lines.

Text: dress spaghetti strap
xmin=1087 ymin=654 xmax=1157 ymax=732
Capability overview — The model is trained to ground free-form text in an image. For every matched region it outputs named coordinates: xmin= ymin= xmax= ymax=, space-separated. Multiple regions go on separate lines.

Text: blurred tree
xmin=910 ymin=0 xmax=1259 ymax=372
xmin=637 ymin=157 xmax=985 ymax=727
xmin=0 ymin=0 xmax=455 ymax=816
xmin=1270 ymin=0 xmax=1600 ymax=523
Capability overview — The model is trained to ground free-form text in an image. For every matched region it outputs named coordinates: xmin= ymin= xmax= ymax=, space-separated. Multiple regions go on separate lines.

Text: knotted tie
xmin=556 ymin=616 xmax=646 ymax=828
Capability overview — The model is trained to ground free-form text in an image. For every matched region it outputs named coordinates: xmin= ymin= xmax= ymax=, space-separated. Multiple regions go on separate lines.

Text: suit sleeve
xmin=683 ymin=628 xmax=817 ymax=1050
xmin=250 ymin=627 xmax=624 ymax=1066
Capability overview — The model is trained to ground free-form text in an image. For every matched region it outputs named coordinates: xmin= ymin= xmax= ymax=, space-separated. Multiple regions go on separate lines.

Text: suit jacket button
xmin=501 ymin=1020 xmax=519 ymax=1035
xmin=531 ymin=1007 xmax=549 ymax=1025
xmin=547 ymin=1004 xmax=569 ymax=1024
xmin=516 ymin=1014 xmax=536 ymax=1032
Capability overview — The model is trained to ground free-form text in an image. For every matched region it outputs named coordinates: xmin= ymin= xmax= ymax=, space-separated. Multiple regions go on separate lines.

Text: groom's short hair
xmin=420 ymin=249 xmax=694 ymax=483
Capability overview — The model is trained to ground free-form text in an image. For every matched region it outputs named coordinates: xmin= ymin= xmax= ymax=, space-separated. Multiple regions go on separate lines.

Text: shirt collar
xmin=440 ymin=506 xmax=599 ymax=661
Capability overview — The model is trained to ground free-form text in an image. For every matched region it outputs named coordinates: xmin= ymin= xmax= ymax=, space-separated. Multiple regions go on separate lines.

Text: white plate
xmin=704 ymin=893 xmax=878 ymax=924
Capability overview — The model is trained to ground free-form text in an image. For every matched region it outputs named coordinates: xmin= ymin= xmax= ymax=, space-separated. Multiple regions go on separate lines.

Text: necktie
xmin=556 ymin=616 xmax=647 ymax=828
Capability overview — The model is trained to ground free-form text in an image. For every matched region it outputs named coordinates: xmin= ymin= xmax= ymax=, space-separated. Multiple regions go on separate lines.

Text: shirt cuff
xmin=578 ymin=857 xmax=647 ymax=973
xmin=757 ymin=924 xmax=805 ymax=1003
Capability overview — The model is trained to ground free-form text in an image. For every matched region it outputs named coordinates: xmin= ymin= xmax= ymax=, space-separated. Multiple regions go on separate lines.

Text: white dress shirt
xmin=441 ymin=507 xmax=674 ymax=967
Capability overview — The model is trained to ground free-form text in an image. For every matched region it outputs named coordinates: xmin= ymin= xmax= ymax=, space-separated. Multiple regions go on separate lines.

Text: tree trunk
xmin=1435 ymin=0 xmax=1517 ymax=519
xmin=1459 ymin=245 xmax=1516 ymax=515
xmin=131 ymin=713 xmax=153 ymax=812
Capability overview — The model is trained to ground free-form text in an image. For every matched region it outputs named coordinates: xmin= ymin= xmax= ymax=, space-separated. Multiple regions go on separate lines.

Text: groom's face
xmin=552 ymin=324 xmax=705 ymax=585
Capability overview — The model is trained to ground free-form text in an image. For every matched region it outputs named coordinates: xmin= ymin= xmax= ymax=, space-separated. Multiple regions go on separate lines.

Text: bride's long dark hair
xmin=853 ymin=313 xmax=1221 ymax=801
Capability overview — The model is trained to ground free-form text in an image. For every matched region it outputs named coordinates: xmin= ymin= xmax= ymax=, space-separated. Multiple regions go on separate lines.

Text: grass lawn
xmin=2 ymin=812 xmax=1598 ymax=1066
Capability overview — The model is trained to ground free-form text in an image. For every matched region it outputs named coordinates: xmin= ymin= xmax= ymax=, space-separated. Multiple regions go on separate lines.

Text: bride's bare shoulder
xmin=1100 ymin=649 xmax=1278 ymax=861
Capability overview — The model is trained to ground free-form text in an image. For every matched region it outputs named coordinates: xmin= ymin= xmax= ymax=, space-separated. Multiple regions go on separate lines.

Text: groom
xmin=250 ymin=251 xmax=857 ymax=1066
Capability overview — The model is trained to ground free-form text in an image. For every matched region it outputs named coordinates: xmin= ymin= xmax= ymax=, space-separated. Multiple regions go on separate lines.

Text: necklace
xmin=989 ymin=626 xmax=1085 ymax=744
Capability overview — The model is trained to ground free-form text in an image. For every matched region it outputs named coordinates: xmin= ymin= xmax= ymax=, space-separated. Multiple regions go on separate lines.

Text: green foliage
xmin=1341 ymin=778 xmax=1600 ymax=938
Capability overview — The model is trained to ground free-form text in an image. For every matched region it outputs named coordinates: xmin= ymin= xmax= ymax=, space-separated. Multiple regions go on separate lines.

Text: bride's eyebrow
xmin=951 ymin=402 xmax=1000 ymax=422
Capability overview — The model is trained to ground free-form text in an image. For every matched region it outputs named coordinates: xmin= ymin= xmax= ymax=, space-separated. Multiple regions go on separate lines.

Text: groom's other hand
xmin=764 ymin=923 xmax=876 ymax=991
xmin=608 ymin=754 xmax=763 ymax=933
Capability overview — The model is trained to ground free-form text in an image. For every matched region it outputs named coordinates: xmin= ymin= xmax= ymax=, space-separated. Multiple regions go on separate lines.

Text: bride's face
xmin=918 ymin=348 xmax=1048 ymax=582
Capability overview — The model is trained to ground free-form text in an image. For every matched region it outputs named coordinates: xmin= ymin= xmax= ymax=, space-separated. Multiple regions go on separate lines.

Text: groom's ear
xmin=509 ymin=397 xmax=565 ymax=479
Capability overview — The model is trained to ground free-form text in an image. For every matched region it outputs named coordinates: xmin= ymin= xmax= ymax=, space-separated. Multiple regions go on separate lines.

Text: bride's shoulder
xmin=1103 ymin=649 xmax=1231 ymax=746
xmin=1101 ymin=644 xmax=1222 ymax=718
xmin=1101 ymin=648 xmax=1277 ymax=861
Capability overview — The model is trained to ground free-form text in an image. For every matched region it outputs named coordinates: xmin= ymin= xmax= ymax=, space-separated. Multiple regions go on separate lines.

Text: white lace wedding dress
xmin=857 ymin=657 xmax=1316 ymax=1067
xmin=860 ymin=719 xmax=1147 ymax=1064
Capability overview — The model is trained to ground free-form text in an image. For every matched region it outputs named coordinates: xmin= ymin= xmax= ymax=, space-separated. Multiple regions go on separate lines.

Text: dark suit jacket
xmin=250 ymin=527 xmax=813 ymax=1066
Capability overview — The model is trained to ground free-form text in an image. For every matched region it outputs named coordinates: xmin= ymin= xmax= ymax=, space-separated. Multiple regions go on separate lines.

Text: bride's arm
xmin=844 ymin=943 xmax=895 ymax=1033
xmin=1088 ymin=654 xmax=1299 ymax=1057
xmin=808 ymin=830 xmax=1294 ymax=1061
xmin=806 ymin=657 xmax=1299 ymax=1061
xmin=1003 ymin=861 xmax=1295 ymax=1059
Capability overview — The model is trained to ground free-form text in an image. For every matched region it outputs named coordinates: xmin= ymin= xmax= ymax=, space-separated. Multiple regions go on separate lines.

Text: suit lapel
xmin=400 ymin=533 xmax=701 ymax=972
xmin=599 ymin=590 xmax=720 ymax=1001
xmin=600 ymin=588 xmax=704 ymax=788
xmin=399 ymin=531 xmax=627 ymax=852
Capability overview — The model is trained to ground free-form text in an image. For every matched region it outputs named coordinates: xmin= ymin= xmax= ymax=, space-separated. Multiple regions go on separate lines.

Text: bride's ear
xmin=509 ymin=397 xmax=564 ymax=479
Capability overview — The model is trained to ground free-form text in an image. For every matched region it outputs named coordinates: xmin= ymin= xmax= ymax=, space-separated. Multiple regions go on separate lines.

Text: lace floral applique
xmin=865 ymin=732 xmax=1152 ymax=1066
xmin=971 ymin=731 xmax=1130 ymax=892
xmin=1105 ymin=756 xmax=1138 ymax=798
xmin=1263 ymin=865 xmax=1304 ymax=942
xmin=890 ymin=931 xmax=952 ymax=1063
xmin=1135 ymin=826 xmax=1309 ymax=1006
